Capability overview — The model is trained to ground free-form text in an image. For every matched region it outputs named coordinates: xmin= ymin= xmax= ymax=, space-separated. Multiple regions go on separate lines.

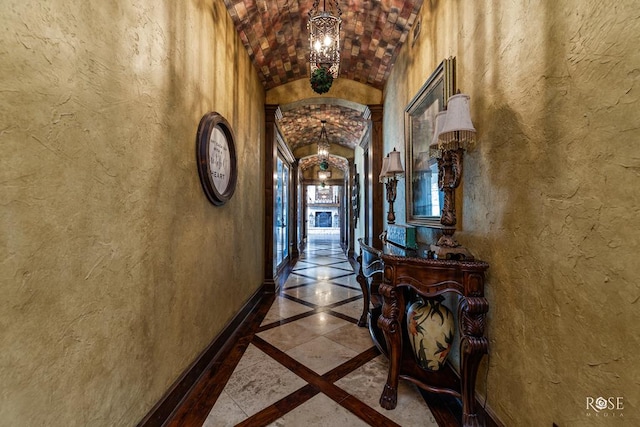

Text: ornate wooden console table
xmin=357 ymin=238 xmax=489 ymax=427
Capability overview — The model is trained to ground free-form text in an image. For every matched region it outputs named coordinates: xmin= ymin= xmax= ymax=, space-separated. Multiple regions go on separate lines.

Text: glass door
xmin=274 ymin=155 xmax=289 ymax=272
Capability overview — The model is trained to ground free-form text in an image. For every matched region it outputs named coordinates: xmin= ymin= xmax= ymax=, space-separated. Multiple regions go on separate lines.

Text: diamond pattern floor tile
xmin=266 ymin=393 xmax=370 ymax=427
xmin=286 ymin=335 xmax=358 ymax=375
xmin=201 ymin=233 xmax=443 ymax=427
xmin=283 ymin=283 xmax=361 ymax=306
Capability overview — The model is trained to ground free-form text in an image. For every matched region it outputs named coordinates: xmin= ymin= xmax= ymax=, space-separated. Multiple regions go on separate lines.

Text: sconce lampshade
xmin=429 ymin=110 xmax=448 ymax=159
xmin=386 ymin=148 xmax=404 ymax=176
xmin=439 ymin=93 xmax=476 ymax=150
xmin=379 ymin=155 xmax=390 ymax=183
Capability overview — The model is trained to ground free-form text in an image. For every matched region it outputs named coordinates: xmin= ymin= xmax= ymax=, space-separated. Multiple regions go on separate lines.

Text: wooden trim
xmin=276 ymin=128 xmax=296 ymax=164
xmin=474 ymin=393 xmax=506 ymax=427
xmin=264 ymin=105 xmax=278 ymax=292
xmin=136 ymin=286 xmax=265 ymax=427
xmin=368 ymin=105 xmax=384 ymax=245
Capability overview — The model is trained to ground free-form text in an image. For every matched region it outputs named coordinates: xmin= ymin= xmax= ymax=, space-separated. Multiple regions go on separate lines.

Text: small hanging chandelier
xmin=317 ymin=120 xmax=330 ymax=170
xmin=308 ymin=0 xmax=342 ymax=79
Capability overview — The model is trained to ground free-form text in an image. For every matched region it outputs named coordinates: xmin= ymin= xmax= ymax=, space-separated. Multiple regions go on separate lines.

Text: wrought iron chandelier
xmin=317 ymin=120 xmax=330 ymax=170
xmin=308 ymin=0 xmax=342 ymax=78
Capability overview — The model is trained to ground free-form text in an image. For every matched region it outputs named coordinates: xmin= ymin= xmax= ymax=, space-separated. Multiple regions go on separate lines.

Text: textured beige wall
xmin=266 ymin=77 xmax=382 ymax=106
xmin=0 ymin=1 xmax=264 ymax=425
xmin=385 ymin=0 xmax=640 ymax=425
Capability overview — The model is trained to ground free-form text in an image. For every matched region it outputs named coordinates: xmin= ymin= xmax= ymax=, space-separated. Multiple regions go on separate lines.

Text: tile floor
xmin=201 ymin=233 xmax=440 ymax=426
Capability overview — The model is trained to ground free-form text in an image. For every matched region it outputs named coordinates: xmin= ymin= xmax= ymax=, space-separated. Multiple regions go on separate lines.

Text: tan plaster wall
xmin=0 ymin=1 xmax=264 ymax=425
xmin=266 ymin=77 xmax=382 ymax=106
xmin=384 ymin=0 xmax=640 ymax=425
xmin=302 ymin=165 xmax=345 ymax=181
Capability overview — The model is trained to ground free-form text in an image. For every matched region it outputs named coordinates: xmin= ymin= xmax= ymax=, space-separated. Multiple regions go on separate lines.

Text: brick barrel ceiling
xmin=279 ymin=104 xmax=367 ymax=151
xmin=223 ymin=0 xmax=423 ymax=165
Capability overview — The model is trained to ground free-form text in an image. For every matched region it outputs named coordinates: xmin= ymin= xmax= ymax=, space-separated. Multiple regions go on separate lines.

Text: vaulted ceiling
xmin=279 ymin=103 xmax=368 ymax=151
xmin=223 ymin=0 xmax=424 ymax=169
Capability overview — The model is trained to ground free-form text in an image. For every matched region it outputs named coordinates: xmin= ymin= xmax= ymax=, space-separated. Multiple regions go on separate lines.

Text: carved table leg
xmin=459 ymin=297 xmax=489 ymax=427
xmin=356 ymin=253 xmax=369 ymax=327
xmin=377 ymin=281 xmax=404 ymax=410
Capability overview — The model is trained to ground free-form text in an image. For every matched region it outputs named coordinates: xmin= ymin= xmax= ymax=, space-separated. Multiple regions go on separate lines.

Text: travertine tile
xmin=292 ymin=261 xmax=315 ymax=271
xmin=331 ymin=274 xmax=362 ymax=289
xmin=232 ymin=343 xmax=268 ymax=373
xmin=295 ymin=312 xmax=352 ymax=336
xmin=292 ymin=265 xmax=347 ymax=281
xmin=328 ymin=261 xmax=354 ymax=272
xmin=261 ymin=296 xmax=313 ymax=325
xmin=284 ymin=283 xmax=360 ymax=306
xmin=205 ymin=234 xmax=441 ymax=427
xmin=335 ymin=356 xmax=438 ymax=426
xmin=223 ymin=355 xmax=306 ymax=418
xmin=266 ymin=393 xmax=370 ymax=427
xmin=330 ymin=299 xmax=367 ymax=322
xmin=257 ymin=321 xmax=320 ymax=352
xmin=324 ymin=323 xmax=375 ymax=353
xmin=203 ymin=391 xmax=247 ymax=427
xmin=283 ymin=273 xmax=316 ymax=289
xmin=286 ymin=335 xmax=358 ymax=375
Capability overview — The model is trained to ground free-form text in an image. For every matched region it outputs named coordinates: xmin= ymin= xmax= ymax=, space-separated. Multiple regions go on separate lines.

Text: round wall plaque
xmin=196 ymin=112 xmax=237 ymax=206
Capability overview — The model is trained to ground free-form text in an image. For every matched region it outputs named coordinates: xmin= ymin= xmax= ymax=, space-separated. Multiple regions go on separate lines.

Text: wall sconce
xmin=429 ymin=92 xmax=476 ymax=259
xmin=379 ymin=148 xmax=405 ymax=224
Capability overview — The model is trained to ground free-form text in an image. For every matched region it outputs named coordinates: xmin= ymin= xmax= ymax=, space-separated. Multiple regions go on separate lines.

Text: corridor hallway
xmin=170 ymin=232 xmax=444 ymax=426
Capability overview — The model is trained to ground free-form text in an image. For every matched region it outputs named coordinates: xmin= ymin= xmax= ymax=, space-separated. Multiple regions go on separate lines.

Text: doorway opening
xmin=305 ymin=184 xmax=341 ymax=237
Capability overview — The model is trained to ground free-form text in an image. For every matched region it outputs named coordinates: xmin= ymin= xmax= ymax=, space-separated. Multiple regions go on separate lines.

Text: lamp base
xmin=430 ymin=243 xmax=474 ymax=260
xmin=431 ymin=234 xmax=474 ymax=260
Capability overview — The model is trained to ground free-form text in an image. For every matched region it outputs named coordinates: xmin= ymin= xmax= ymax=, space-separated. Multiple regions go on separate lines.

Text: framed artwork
xmin=196 ymin=112 xmax=238 ymax=206
xmin=404 ymin=57 xmax=456 ymax=227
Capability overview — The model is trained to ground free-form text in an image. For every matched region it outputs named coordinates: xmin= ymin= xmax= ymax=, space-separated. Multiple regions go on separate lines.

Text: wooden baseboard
xmin=137 ymin=285 xmax=265 ymax=427
xmin=474 ymin=392 xmax=506 ymax=427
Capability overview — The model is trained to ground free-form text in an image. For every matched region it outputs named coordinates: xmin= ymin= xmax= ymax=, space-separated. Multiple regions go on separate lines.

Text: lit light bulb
xmin=324 ymin=35 xmax=332 ymax=46
xmin=314 ymin=40 xmax=322 ymax=52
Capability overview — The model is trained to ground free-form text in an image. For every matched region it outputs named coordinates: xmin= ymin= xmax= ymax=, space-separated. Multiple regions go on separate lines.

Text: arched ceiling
xmin=223 ymin=0 xmax=424 ymax=160
xmin=279 ymin=103 xmax=368 ymax=151
xmin=223 ymin=0 xmax=424 ymax=90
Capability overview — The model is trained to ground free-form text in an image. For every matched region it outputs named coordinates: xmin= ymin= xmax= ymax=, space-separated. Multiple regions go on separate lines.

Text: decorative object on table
xmin=195 ymin=112 xmax=237 ymax=206
xmin=385 ymin=224 xmax=417 ymax=249
xmin=310 ymin=66 xmax=334 ymax=94
xmin=404 ymin=57 xmax=456 ymax=227
xmin=406 ymin=295 xmax=455 ymax=371
xmin=429 ymin=91 xmax=476 ymax=259
xmin=379 ymin=148 xmax=405 ymax=224
xmin=308 ymin=0 xmax=341 ymax=92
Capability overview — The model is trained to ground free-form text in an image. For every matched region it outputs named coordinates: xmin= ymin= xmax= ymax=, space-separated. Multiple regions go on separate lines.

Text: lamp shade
xmin=387 ymin=148 xmax=404 ymax=176
xmin=429 ymin=111 xmax=448 ymax=158
xmin=379 ymin=155 xmax=390 ymax=183
xmin=439 ymin=93 xmax=476 ymax=149
xmin=431 ymin=111 xmax=448 ymax=146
